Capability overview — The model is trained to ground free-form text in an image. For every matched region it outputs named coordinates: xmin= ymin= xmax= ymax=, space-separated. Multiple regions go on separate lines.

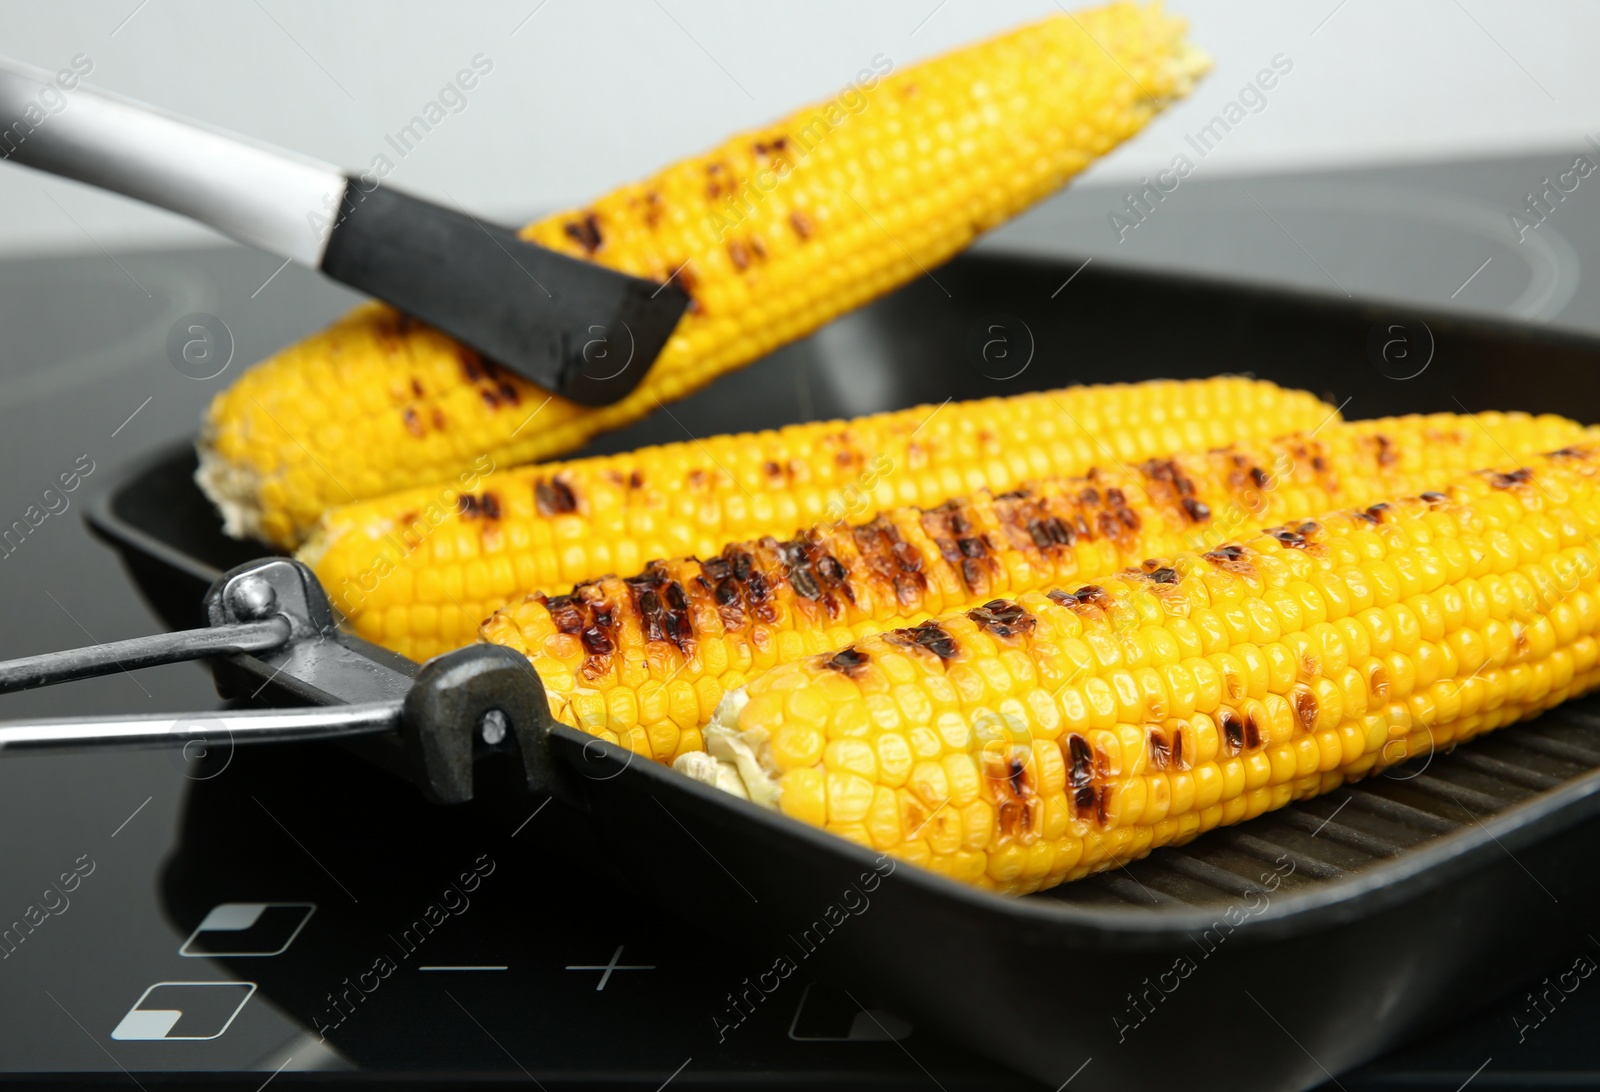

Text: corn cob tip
xmin=194 ymin=444 xmax=261 ymax=542
xmin=676 ymin=689 xmax=782 ymax=805
xmin=1167 ymin=39 xmax=1213 ymax=97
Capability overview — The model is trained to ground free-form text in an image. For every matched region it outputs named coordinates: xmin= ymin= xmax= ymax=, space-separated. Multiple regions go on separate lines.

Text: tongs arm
xmin=0 ymin=556 xmax=570 ymax=804
xmin=0 ymin=701 xmax=400 ymax=753
xmin=0 ymin=617 xmax=291 ymax=694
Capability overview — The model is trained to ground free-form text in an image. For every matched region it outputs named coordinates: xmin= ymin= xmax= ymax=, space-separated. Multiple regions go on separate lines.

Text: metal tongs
xmin=0 ymin=58 xmax=689 ymax=404
xmin=0 ymin=558 xmax=566 ymax=804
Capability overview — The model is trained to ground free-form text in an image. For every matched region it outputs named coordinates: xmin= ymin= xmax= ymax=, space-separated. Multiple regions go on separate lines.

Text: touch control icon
xmin=111 ymin=982 xmax=256 ymax=1041
xmin=180 ymin=902 xmax=316 ymax=957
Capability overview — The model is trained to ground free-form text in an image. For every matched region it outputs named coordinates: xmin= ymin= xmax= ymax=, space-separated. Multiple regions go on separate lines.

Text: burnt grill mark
xmin=790 ymin=564 xmax=821 ymax=600
xmin=1366 ymin=502 xmax=1390 ymax=523
xmin=1242 ymin=713 xmax=1262 ymax=750
xmin=581 ymin=626 xmax=613 ymax=655
xmin=478 ymin=492 xmax=502 ymax=520
xmin=636 ymin=589 xmax=664 ymax=640
xmin=563 ymin=213 xmax=603 ymax=253
xmin=1221 ymin=710 xmax=1245 ymax=756
xmin=728 ymin=240 xmax=751 ymax=270
xmin=1150 ymin=567 xmax=1178 ymax=584
xmin=967 ymin=599 xmax=1035 ymax=639
xmin=410 ymin=378 xmax=424 ymax=397
xmin=896 ymin=534 xmax=921 ymax=570
xmin=1171 ymin=726 xmax=1187 ymax=770
xmin=402 ymin=407 xmax=424 ymax=437
xmin=545 ymin=594 xmax=584 ymax=633
xmin=1490 ymin=467 xmax=1533 ymax=489
xmin=1294 ymin=688 xmax=1319 ymax=731
xmin=1079 ymin=487 xmax=1100 ymax=505
xmin=431 ymin=407 xmax=447 ymax=431
xmin=824 ymin=647 xmax=870 ymax=676
xmin=1375 ymin=434 xmax=1398 ymax=467
xmin=1073 ymin=784 xmax=1098 ymax=819
xmin=457 ymin=494 xmax=483 ymax=518
xmin=1066 ymin=734 xmax=1094 ymax=788
xmin=1182 ymin=497 xmax=1212 ymax=522
xmin=960 ymin=557 xmax=986 ymax=591
xmin=1421 ymin=491 xmax=1449 ymax=506
xmin=1550 ymin=447 xmax=1591 ymax=459
xmin=629 ymin=470 xmax=645 ymax=489
xmin=1025 ymin=516 xmax=1075 ymax=550
xmin=1269 ymin=526 xmax=1308 ymax=548
xmin=894 ymin=573 xmax=925 ymax=606
xmin=1050 ymin=584 xmax=1113 ymax=614
xmin=535 ymin=478 xmax=578 ymax=516
xmin=1250 ymin=466 xmax=1270 ymax=489
xmin=745 ymin=569 xmax=774 ymax=621
xmin=887 ymin=621 xmax=958 ymax=661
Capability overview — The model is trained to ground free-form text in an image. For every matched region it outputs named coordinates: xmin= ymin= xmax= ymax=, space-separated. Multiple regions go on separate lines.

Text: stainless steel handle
xmin=0 ymin=701 xmax=403 ymax=754
xmin=0 ymin=618 xmax=292 ymax=694
xmin=0 ymin=57 xmax=347 ymax=266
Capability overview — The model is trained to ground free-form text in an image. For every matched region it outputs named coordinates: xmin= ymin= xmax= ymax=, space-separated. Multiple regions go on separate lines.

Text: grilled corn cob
xmin=681 ymin=444 xmax=1600 ymax=895
xmin=197 ymin=3 xmax=1209 ymax=549
xmin=486 ymin=412 xmax=1591 ymax=765
xmin=309 ymin=377 xmax=1333 ymax=659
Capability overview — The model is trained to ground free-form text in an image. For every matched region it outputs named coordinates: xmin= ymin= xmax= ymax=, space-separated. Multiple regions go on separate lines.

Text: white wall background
xmin=0 ymin=0 xmax=1595 ymax=256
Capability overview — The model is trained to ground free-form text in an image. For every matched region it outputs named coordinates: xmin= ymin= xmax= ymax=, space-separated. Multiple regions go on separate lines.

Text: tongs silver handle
xmin=0 ymin=618 xmax=291 ymax=694
xmin=0 ymin=559 xmax=400 ymax=753
xmin=0 ymin=701 xmax=401 ymax=754
xmin=0 ymin=56 xmax=345 ymax=266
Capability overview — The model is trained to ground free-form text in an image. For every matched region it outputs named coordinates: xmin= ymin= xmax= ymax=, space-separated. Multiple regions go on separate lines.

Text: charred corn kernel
xmin=199 ymin=3 xmax=1211 ymax=550
xmin=492 ymin=412 xmax=1590 ymax=760
xmin=312 ymin=377 xmax=1332 ymax=660
xmin=709 ymin=444 xmax=1600 ymax=895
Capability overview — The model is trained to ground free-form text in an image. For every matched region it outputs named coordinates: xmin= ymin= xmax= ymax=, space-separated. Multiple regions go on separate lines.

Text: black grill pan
xmin=84 ymin=251 xmax=1600 ymax=1091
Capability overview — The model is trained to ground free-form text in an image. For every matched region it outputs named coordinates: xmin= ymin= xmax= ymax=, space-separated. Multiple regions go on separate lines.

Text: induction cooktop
xmin=2 ymin=154 xmax=1599 ymax=1090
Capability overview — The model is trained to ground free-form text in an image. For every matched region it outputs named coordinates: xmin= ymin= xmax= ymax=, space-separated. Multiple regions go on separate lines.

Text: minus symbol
xmin=419 ymin=965 xmax=508 ymax=971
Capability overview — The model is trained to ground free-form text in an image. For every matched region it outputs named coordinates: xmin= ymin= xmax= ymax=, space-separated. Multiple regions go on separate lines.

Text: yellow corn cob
xmin=485 ymin=412 xmax=1591 ymax=765
xmin=308 ymin=377 xmax=1333 ymax=660
xmin=197 ymin=3 xmax=1209 ymax=549
xmin=682 ymin=444 xmax=1600 ymax=896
